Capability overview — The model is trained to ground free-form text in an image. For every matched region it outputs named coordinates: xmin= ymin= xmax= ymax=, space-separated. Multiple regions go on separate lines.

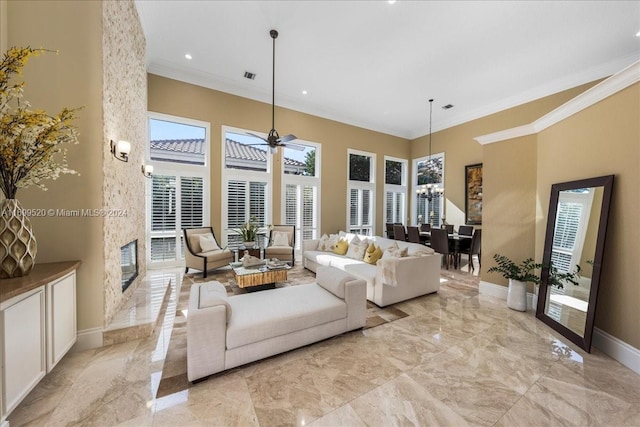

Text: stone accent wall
xmin=102 ymin=0 xmax=147 ymax=326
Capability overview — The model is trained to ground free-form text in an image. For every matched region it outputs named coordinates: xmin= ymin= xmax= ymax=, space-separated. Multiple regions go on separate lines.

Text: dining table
xmin=420 ymin=231 xmax=472 ymax=268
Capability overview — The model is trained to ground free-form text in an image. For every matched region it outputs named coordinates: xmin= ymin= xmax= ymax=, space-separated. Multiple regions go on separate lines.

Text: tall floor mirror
xmin=536 ymin=175 xmax=614 ymax=352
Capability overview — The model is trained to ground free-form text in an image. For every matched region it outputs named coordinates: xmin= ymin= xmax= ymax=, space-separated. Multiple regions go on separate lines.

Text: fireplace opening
xmin=121 ymin=239 xmax=138 ymax=293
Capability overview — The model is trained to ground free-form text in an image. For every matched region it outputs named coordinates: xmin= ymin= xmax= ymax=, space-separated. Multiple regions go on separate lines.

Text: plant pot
xmin=0 ymin=199 xmax=37 ymax=278
xmin=532 ymin=283 xmax=540 ymax=312
xmin=243 ymin=241 xmax=255 ymax=248
xmin=507 ymin=278 xmax=527 ymax=311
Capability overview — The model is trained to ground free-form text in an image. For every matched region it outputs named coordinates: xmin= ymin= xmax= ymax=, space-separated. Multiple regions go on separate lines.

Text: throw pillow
xmin=318 ymin=233 xmax=330 ymax=251
xmin=272 ymin=231 xmax=290 ymax=247
xmin=383 ymin=245 xmax=408 ymax=259
xmin=199 ymin=233 xmax=220 ymax=252
xmin=363 ymin=245 xmax=383 ymax=265
xmin=324 ymin=234 xmax=339 ymax=252
xmin=333 ymin=238 xmax=349 ymax=255
xmin=345 ymin=236 xmax=368 ymax=260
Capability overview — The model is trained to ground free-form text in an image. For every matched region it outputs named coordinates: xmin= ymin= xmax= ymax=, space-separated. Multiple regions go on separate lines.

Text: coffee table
xmin=232 ymin=266 xmax=289 ymax=291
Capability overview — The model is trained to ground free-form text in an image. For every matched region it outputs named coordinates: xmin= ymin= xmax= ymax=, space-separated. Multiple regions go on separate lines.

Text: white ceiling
xmin=135 ymin=1 xmax=640 ymax=139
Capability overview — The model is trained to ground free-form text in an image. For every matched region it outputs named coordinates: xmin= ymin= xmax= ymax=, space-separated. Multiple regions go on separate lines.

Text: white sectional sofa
xmin=303 ymin=233 xmax=441 ymax=307
xmin=187 ymin=266 xmax=366 ymax=382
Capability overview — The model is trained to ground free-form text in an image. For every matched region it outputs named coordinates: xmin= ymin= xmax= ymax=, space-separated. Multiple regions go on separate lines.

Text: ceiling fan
xmin=247 ymin=29 xmax=304 ymax=153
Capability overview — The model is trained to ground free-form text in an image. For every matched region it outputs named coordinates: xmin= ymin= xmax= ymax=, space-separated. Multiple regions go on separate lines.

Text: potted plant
xmin=0 ymin=46 xmax=79 ymax=278
xmin=234 ymin=216 xmax=260 ymax=248
xmin=488 ymin=254 xmax=542 ymax=311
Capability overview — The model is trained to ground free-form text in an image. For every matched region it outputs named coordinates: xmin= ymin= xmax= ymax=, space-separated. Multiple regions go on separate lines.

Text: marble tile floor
xmin=8 ymin=266 xmax=640 ymax=427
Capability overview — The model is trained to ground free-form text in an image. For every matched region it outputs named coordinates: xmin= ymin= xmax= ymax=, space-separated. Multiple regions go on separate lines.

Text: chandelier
xmin=417 ymin=99 xmax=444 ymax=201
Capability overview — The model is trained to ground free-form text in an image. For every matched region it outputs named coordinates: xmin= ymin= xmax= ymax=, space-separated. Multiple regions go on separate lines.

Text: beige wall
xmin=147 ymin=74 xmax=410 ymax=236
xmin=7 ymin=0 xmax=147 ymax=332
xmin=535 ymin=83 xmax=640 ymax=348
xmin=482 ymin=135 xmax=539 ymax=286
xmin=7 ymin=0 xmax=105 ymax=332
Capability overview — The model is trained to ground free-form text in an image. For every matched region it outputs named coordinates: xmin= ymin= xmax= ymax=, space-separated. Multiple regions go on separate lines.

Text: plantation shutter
xmin=150 ymin=175 xmax=177 ymax=262
xmin=225 ymin=179 xmax=268 ymax=246
xmin=385 ymin=191 xmax=394 ymax=224
xmin=302 ymin=185 xmax=316 ymax=242
xmin=552 ymin=201 xmax=583 ymax=272
xmin=180 ymin=177 xmax=204 ymax=229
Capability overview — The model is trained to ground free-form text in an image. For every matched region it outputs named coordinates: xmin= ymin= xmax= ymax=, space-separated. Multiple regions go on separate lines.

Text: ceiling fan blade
xmin=278 ymin=134 xmax=297 ymax=143
xmin=246 ymin=132 xmax=268 ymax=143
xmin=282 ymin=142 xmax=305 ymax=151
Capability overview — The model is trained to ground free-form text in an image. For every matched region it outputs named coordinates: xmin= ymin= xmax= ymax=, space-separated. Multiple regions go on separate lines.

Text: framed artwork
xmin=465 ymin=163 xmax=483 ymax=224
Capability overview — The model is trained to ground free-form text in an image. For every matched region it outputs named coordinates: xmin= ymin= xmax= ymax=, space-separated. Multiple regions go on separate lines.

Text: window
xmin=348 ymin=149 xmax=375 ymax=236
xmin=282 ymin=142 xmax=321 ymax=248
xmin=222 ymin=127 xmax=272 ymax=247
xmin=551 ymin=189 xmax=593 ymax=273
xmin=384 ymin=157 xmax=407 ymax=225
xmin=413 ymin=153 xmax=445 ymax=227
xmin=147 ymin=113 xmax=209 ymax=266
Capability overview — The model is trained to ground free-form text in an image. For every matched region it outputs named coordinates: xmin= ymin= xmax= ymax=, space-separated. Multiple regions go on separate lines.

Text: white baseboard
xmin=479 ymin=280 xmax=640 ymax=374
xmin=593 ymin=327 xmax=640 ymax=375
xmin=72 ymin=327 xmax=103 ymax=351
xmin=479 ymin=280 xmax=508 ymax=300
xmin=1 ymin=418 xmax=9 ymax=427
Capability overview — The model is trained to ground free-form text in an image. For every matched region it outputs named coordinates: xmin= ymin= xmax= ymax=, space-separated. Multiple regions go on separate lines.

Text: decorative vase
xmin=0 ymin=199 xmax=37 ymax=278
xmin=507 ymin=278 xmax=527 ymax=311
xmin=243 ymin=241 xmax=255 ymax=249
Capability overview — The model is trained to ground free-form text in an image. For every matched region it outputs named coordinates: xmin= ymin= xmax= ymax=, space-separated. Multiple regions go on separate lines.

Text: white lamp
xmin=141 ymin=164 xmax=153 ymax=178
xmin=110 ymin=140 xmax=131 ymax=162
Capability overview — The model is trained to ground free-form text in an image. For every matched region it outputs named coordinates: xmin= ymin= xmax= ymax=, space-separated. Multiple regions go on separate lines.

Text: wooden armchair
xmin=264 ymin=225 xmax=295 ymax=265
xmin=183 ymin=227 xmax=233 ymax=278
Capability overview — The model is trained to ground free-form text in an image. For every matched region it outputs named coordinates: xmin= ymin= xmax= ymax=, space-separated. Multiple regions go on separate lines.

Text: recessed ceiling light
xmin=302 ymin=90 xmax=308 ymax=95
xmin=636 ymin=30 xmax=640 ymax=37
xmin=184 ymin=53 xmax=192 ymax=60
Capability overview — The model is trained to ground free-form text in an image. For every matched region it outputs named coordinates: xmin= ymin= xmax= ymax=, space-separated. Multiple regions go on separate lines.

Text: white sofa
xmin=303 ymin=233 xmax=441 ymax=307
xmin=187 ymin=266 xmax=366 ymax=382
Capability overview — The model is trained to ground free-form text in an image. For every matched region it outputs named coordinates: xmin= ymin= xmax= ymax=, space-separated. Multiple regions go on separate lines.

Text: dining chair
xmin=393 ymin=224 xmax=407 ymax=241
xmin=442 ymin=224 xmax=454 ymax=234
xmin=385 ymin=222 xmax=395 ymax=239
xmin=459 ymin=229 xmax=482 ymax=271
xmin=430 ymin=228 xmax=452 ymax=269
xmin=456 ymin=225 xmax=474 ymax=263
xmin=420 ymin=223 xmax=431 ymax=232
xmin=406 ymin=226 xmax=421 ymax=243
xmin=458 ymin=225 xmax=474 ymax=236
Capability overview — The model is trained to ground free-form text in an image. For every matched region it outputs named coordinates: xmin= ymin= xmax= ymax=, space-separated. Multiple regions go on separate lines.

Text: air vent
xmin=442 ymin=104 xmax=454 ymax=110
xmin=244 ymin=71 xmax=256 ymax=80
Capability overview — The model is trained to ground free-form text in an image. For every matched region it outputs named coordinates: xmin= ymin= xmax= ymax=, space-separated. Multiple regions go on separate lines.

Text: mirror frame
xmin=536 ymin=175 xmax=614 ymax=352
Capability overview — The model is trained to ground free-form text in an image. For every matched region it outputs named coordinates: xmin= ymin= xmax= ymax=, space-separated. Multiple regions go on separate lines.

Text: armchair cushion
xmin=199 ymin=233 xmax=221 ymax=252
xmin=272 ymin=231 xmax=290 ymax=247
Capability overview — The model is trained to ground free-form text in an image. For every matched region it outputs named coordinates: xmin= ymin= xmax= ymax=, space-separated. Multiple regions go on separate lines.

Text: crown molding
xmin=474 ymin=59 xmax=640 ymax=145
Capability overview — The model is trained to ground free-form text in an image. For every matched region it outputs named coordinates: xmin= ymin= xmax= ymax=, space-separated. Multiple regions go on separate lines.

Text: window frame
xmin=221 ymin=125 xmax=273 ymax=247
xmin=383 ymin=155 xmax=407 ymax=225
xmin=347 ymin=149 xmax=376 ymax=236
xmin=412 ymin=152 xmax=445 ymax=226
xmin=146 ymin=112 xmax=211 ymax=268
xmin=281 ymin=140 xmax=322 ymax=251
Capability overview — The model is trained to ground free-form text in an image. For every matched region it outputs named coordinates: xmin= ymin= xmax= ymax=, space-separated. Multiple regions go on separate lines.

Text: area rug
xmin=155 ymin=265 xmax=408 ymax=398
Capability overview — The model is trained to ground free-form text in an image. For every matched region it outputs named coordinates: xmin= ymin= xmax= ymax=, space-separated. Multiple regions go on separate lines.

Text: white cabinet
xmin=46 ymin=272 xmax=77 ymax=372
xmin=0 ymin=287 xmax=46 ymax=416
xmin=0 ymin=262 xmax=79 ymax=425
